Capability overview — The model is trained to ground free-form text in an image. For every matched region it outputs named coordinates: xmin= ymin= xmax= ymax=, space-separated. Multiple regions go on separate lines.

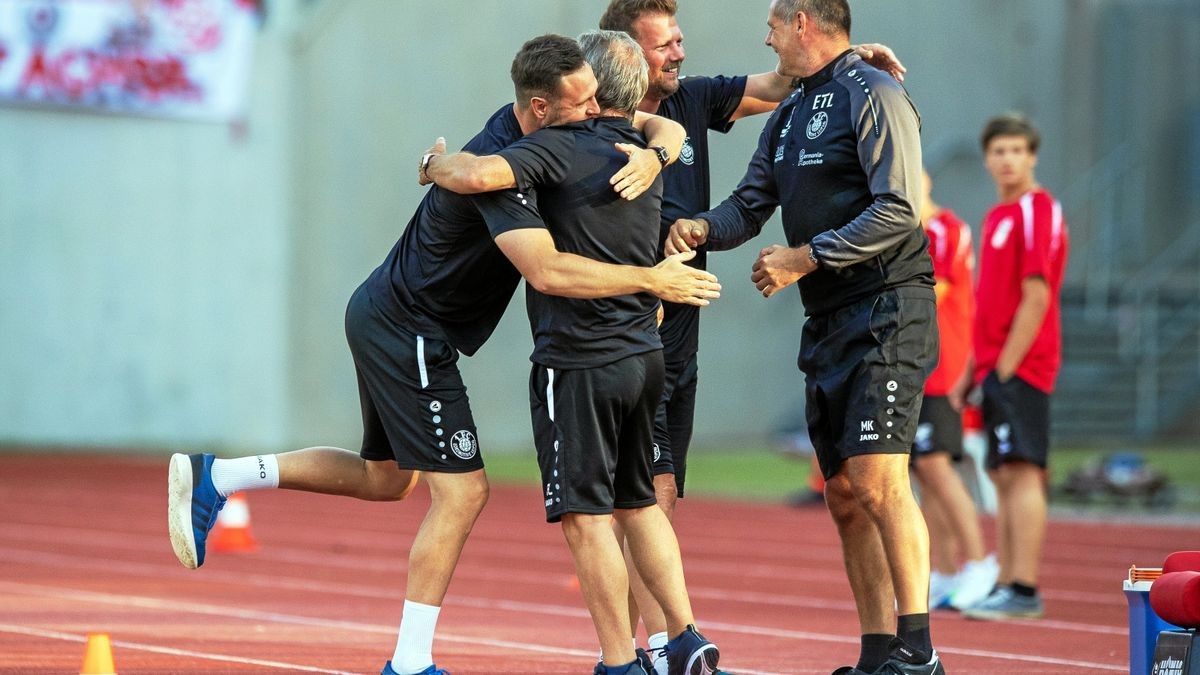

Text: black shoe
xmin=870 ymin=637 xmax=944 ymax=675
xmin=665 ymin=625 xmax=720 ymax=675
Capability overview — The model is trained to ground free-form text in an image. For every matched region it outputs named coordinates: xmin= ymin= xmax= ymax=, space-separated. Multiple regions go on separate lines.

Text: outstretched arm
xmin=731 ymin=43 xmax=907 ymax=121
xmin=494 ymin=227 xmax=720 ymax=305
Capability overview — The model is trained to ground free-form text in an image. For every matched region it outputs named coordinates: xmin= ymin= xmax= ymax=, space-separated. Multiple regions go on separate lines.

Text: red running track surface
xmin=0 ymin=453 xmax=1195 ymax=674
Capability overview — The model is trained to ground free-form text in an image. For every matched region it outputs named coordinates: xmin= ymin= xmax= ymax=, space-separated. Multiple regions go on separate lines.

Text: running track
xmin=0 ymin=453 xmax=1195 ymax=674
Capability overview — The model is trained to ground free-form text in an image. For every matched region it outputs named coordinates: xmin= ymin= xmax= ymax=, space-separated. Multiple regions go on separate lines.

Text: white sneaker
xmin=950 ymin=554 xmax=1000 ymax=610
xmin=929 ymin=570 xmax=959 ymax=609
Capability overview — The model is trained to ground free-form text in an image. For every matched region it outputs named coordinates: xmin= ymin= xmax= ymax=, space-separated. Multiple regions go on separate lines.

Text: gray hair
xmin=577 ymin=29 xmax=648 ymax=118
xmin=771 ymin=0 xmax=851 ymax=37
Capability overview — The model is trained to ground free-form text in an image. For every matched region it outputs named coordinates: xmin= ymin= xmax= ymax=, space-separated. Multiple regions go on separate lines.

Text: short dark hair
xmin=510 ymin=34 xmax=587 ymax=107
xmin=772 ymin=0 xmax=851 ymax=38
xmin=980 ymin=113 xmax=1041 ymax=153
xmin=599 ymin=0 xmax=677 ymax=40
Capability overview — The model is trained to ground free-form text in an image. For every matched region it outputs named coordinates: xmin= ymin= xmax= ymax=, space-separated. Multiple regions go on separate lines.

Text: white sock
xmin=392 ymin=600 xmax=441 ymax=673
xmin=648 ymin=632 xmax=669 ymax=675
xmin=210 ymin=455 xmax=279 ymax=498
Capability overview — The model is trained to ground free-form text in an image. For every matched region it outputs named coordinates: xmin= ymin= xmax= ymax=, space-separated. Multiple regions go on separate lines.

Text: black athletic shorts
xmin=981 ymin=371 xmax=1050 ymax=469
xmin=651 ymin=353 xmax=698 ymax=497
xmin=800 ymin=288 xmax=939 ymax=481
xmin=344 ymin=284 xmax=484 ymax=472
xmin=529 ymin=351 xmax=663 ymax=523
xmin=913 ymin=395 xmax=964 ymax=461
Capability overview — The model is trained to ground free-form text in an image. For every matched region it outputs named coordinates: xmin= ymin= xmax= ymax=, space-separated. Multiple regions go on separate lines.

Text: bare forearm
xmin=996 ymin=284 xmax=1050 ymax=379
xmin=427 ymin=152 xmax=516 ymax=194
xmin=526 ymin=252 xmax=651 ymax=299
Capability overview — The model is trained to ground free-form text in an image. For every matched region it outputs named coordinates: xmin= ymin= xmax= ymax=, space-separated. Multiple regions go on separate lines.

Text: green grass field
xmin=482 ymin=444 xmax=1200 ymax=513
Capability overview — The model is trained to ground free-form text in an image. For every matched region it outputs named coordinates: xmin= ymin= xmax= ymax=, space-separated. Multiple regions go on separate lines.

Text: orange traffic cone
xmin=209 ymin=493 xmax=259 ymax=553
xmin=807 ymin=455 xmax=826 ymax=494
xmin=80 ymin=633 xmax=116 ymax=675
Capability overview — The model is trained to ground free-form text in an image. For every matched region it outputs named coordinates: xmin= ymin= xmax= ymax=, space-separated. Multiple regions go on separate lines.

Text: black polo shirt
xmin=656 ymin=75 xmax=747 ymax=363
xmin=362 ymin=104 xmax=545 ymax=356
xmin=496 ymin=116 xmax=663 ymax=370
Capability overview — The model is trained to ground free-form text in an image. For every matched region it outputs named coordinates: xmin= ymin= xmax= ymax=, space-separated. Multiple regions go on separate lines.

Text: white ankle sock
xmin=210 ymin=455 xmax=279 ymax=498
xmin=647 ymin=632 xmax=669 ymax=675
xmin=392 ymin=600 xmax=441 ymax=673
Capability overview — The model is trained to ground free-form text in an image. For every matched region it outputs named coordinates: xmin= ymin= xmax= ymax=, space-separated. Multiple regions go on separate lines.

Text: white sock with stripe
xmin=392 ymin=600 xmax=441 ymax=673
xmin=210 ymin=455 xmax=279 ymax=498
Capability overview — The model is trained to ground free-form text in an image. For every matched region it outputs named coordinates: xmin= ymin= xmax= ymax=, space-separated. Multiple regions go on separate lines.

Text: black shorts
xmin=981 ymin=371 xmax=1050 ymax=469
xmin=651 ymin=354 xmax=698 ymax=497
xmin=800 ymin=288 xmax=938 ymax=481
xmin=344 ymin=284 xmax=484 ymax=472
xmin=913 ymin=395 xmax=964 ymax=461
xmin=529 ymin=352 xmax=663 ymax=523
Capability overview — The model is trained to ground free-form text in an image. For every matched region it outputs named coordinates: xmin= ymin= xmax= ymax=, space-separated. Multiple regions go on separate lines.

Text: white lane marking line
xmin=0 ymin=623 xmax=358 ymax=674
xmin=0 ymin=576 xmax=1125 ymax=671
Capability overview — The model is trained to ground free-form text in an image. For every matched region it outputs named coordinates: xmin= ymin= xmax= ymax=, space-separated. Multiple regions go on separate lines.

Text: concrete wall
xmin=2 ymin=0 xmax=1195 ymax=453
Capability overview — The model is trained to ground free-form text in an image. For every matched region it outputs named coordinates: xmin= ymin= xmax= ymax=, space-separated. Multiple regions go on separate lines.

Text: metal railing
xmin=1116 ymin=224 xmax=1200 ymax=437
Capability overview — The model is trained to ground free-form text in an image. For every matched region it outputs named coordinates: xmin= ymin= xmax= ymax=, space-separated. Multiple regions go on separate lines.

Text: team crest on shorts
xmin=450 ymin=430 xmax=477 ymax=460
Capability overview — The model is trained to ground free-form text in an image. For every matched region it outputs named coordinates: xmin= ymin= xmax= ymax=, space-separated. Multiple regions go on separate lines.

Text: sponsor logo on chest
xmin=991 ymin=217 xmax=1014 ymax=249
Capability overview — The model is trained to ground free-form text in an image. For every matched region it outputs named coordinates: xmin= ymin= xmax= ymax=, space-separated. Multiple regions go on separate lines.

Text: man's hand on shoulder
xmin=649 ymin=250 xmax=722 ymax=307
xmin=418 ymin=136 xmax=447 ymax=186
xmin=751 ymin=244 xmax=816 ymax=298
xmin=664 ymin=218 xmax=709 ymax=256
xmin=610 ymin=143 xmax=663 ymax=201
xmin=852 ymin=43 xmax=906 ymax=82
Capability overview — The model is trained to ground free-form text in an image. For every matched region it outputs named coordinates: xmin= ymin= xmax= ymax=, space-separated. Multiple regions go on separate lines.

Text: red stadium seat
xmin=1164 ymin=551 xmax=1200 ymax=574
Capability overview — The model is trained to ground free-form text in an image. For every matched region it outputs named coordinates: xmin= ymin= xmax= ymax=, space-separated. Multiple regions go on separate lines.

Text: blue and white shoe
xmin=167 ymin=453 xmax=226 ymax=569
xmin=666 ymin=625 xmax=721 ymax=675
xmin=381 ymin=662 xmax=448 ymax=675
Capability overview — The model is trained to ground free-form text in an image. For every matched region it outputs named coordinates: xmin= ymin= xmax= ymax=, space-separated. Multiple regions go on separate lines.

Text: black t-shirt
xmin=656 ymin=75 xmax=747 ymax=363
xmin=497 ymin=117 xmax=663 ymax=370
xmin=362 ymin=104 xmax=545 ymax=356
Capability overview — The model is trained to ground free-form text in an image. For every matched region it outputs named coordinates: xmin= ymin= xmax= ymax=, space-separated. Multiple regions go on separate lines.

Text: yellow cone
xmin=80 ymin=633 xmax=117 ymax=675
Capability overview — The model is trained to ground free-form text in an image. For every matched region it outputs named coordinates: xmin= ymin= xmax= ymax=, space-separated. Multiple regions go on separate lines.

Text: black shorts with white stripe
xmin=529 ymin=351 xmax=663 ymax=523
xmin=344 ymin=283 xmax=484 ymax=473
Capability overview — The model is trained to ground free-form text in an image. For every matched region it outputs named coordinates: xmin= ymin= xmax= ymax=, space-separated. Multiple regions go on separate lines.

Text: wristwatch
xmin=807 ymin=242 xmax=821 ymax=269
xmin=649 ymin=145 xmax=670 ymax=167
xmin=420 ymin=152 xmax=437 ymax=180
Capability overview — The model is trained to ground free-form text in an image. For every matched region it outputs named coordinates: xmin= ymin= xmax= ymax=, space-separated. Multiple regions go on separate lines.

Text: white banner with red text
xmin=0 ymin=0 xmax=260 ymax=121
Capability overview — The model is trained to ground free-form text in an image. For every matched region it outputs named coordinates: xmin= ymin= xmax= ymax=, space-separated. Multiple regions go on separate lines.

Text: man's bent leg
xmin=278 ymin=447 xmax=419 ymax=501
xmin=389 ymin=469 xmax=488 ymax=673
xmin=562 ymin=513 xmax=637 ymax=667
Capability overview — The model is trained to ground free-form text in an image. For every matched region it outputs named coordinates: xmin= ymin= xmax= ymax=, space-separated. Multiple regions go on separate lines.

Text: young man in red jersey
xmin=953 ymin=114 xmax=1069 ymax=621
xmin=912 ymin=170 xmax=997 ymax=612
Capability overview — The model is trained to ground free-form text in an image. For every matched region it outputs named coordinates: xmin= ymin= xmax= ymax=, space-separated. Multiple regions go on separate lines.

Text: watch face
xmin=654 ymin=146 xmax=669 ymax=165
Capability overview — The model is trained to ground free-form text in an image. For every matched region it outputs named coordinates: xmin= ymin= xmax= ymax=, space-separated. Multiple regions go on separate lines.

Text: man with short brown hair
xmin=956 ymin=113 xmax=1069 ymax=622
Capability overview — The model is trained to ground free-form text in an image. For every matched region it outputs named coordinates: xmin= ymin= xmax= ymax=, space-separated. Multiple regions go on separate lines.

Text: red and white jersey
xmin=924 ymin=209 xmax=974 ymax=396
xmin=973 ymin=188 xmax=1069 ymax=393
